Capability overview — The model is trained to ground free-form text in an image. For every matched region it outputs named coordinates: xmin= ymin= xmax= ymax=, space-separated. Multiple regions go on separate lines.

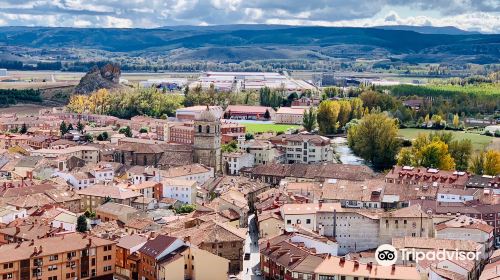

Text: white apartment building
xmin=54 ymin=171 xmax=96 ymax=190
xmin=91 ymin=164 xmax=115 ymax=183
xmin=436 ymin=186 xmax=478 ymax=203
xmin=31 ymin=146 xmax=100 ymax=163
xmin=162 ymin=179 xmax=198 ymax=204
xmin=223 ymin=152 xmax=254 ymax=175
xmin=160 ymin=164 xmax=214 ymax=185
xmin=0 ymin=206 xmax=26 ymax=224
xmin=435 ymin=215 xmax=494 ymax=260
xmin=273 ymin=134 xmax=333 ymax=164
xmin=243 ymin=140 xmax=284 ymax=165
xmin=317 ymin=210 xmax=381 ymax=255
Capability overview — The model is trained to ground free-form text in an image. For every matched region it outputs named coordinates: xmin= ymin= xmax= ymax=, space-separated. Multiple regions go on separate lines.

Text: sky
xmin=0 ymin=0 xmax=499 ymax=33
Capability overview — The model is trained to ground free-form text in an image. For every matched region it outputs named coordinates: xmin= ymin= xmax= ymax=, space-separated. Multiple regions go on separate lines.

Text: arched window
xmin=206 ymin=125 xmax=210 ymax=133
xmin=198 ymin=125 xmax=202 ymax=133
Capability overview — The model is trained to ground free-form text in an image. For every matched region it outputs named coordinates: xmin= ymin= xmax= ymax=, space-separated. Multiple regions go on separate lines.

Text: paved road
xmin=238 ymin=214 xmax=263 ymax=280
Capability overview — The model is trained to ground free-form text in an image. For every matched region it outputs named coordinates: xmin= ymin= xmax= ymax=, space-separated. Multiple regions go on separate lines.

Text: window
xmin=48 ymin=277 xmax=57 ymax=280
xmin=32 ymin=268 xmax=42 ymax=277
xmin=306 ymin=219 xmax=311 ymax=224
xmin=33 ymin=258 xmax=43 ymax=267
xmin=3 ymin=263 xmax=13 ymax=269
xmin=50 ymin=254 xmax=58 ymax=261
xmin=104 ymin=245 xmax=112 ymax=251
xmin=104 ymin=265 xmax=112 ymax=272
xmin=3 ymin=273 xmax=13 ymax=280
xmin=48 ymin=265 xmax=57 ymax=271
xmin=67 ymin=251 xmax=76 ymax=259
xmin=91 ymin=258 xmax=96 ymax=266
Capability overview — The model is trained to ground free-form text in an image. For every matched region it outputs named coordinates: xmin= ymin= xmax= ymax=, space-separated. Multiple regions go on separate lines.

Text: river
xmin=331 ymin=137 xmax=366 ymax=165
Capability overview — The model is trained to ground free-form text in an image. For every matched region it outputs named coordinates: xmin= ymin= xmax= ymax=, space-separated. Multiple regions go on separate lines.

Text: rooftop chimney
xmin=339 ymin=257 xmax=345 ymax=266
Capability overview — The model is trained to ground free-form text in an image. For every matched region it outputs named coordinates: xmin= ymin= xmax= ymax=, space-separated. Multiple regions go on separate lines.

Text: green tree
xmin=349 ymin=98 xmax=364 ymax=120
xmin=222 ymin=141 xmax=238 ymax=153
xmin=470 ymin=152 xmax=486 ymax=175
xmin=484 ymin=150 xmax=500 ymax=176
xmin=76 ymin=120 xmax=85 ymax=133
xmin=419 ymin=140 xmax=455 ymax=170
xmin=176 ymin=204 xmax=196 ymax=214
xmin=19 ymin=123 xmax=27 ymax=134
xmin=76 ymin=215 xmax=88 ymax=233
xmin=139 ymin=127 xmax=148 ymax=133
xmin=397 ymin=147 xmax=414 ymax=166
xmin=347 ymin=113 xmax=400 ymax=170
xmin=67 ymin=123 xmax=74 ymax=131
xmin=453 ymin=114 xmax=460 ymax=128
xmin=449 ymin=139 xmax=472 ymax=171
xmin=245 ymin=133 xmax=254 ymax=141
xmin=317 ymin=100 xmax=340 ymax=135
xmin=303 ymin=108 xmax=317 ymax=132
xmin=83 ymin=133 xmax=93 ymax=143
xmin=59 ymin=121 xmax=68 ymax=135
xmin=337 ymin=100 xmax=352 ymax=128
xmin=264 ymin=109 xmax=271 ymax=120
xmin=119 ymin=126 xmax=133 ymax=137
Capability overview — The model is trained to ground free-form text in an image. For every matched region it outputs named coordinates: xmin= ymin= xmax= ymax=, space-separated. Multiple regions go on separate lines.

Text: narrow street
xmin=237 ymin=214 xmax=262 ymax=280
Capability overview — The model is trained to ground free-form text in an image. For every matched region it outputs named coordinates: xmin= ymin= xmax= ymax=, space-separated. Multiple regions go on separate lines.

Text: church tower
xmin=193 ymin=106 xmax=222 ymax=173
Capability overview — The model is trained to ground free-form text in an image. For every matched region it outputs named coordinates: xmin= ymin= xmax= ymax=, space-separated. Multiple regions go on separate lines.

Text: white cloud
xmin=0 ymin=0 xmax=498 ymax=32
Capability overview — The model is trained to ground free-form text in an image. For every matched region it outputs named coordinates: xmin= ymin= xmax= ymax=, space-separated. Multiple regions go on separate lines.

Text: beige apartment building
xmin=0 ymin=233 xmax=115 ymax=280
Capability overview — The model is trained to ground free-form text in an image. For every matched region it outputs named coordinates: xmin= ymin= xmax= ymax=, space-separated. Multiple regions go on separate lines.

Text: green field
xmin=398 ymin=128 xmax=494 ymax=152
xmin=244 ymin=123 xmax=301 ymax=134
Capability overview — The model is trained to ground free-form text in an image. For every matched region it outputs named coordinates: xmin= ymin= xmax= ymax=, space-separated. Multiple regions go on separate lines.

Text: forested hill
xmin=0 ymin=25 xmax=499 ymax=64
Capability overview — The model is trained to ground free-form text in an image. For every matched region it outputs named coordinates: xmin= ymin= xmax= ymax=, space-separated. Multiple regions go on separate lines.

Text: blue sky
xmin=0 ymin=0 xmax=498 ymax=33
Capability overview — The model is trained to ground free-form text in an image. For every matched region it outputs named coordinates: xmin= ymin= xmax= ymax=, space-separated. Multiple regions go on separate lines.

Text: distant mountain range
xmin=0 ymin=25 xmax=498 ymax=64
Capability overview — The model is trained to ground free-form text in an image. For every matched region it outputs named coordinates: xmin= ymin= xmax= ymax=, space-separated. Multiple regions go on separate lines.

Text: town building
xmin=161 ymin=179 xmax=198 ymax=204
xmin=168 ymin=221 xmax=246 ymax=273
xmin=31 ymin=146 xmax=100 ymax=163
xmin=193 ymin=107 xmax=222 ymax=173
xmin=314 ymin=255 xmax=421 ymax=280
xmin=385 ymin=166 xmax=470 ymax=189
xmin=95 ymin=202 xmax=141 ymax=224
xmin=0 ymin=206 xmax=27 ymax=224
xmin=321 ymin=178 xmax=383 ymax=209
xmin=77 ymin=185 xmax=142 ymax=211
xmin=435 ymin=215 xmax=495 ymax=260
xmin=175 ymin=106 xmax=223 ymax=121
xmin=115 ymin=234 xmax=148 ymax=280
xmin=224 ymin=105 xmax=275 ymax=120
xmin=0 ymin=233 xmax=116 ymax=280
xmin=160 ymin=164 xmax=214 ymax=185
xmin=243 ymin=139 xmax=284 ymax=165
xmin=274 ymin=107 xmax=306 ymax=124
xmin=271 ymin=133 xmax=333 ymax=164
xmin=222 ymin=152 xmax=254 ymax=175
xmin=378 ymin=205 xmax=437 ymax=245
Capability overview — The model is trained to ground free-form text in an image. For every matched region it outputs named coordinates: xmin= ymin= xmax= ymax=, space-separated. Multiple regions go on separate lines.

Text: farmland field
xmin=244 ymin=123 xmax=301 ymax=134
xmin=398 ymin=128 xmax=496 ymax=152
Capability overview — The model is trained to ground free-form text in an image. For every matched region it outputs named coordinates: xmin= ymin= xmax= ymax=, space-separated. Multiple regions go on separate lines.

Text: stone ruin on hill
xmin=73 ymin=63 xmax=122 ymax=94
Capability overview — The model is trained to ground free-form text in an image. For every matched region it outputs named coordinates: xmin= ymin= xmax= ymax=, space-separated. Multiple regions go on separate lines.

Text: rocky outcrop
xmin=73 ymin=63 xmax=122 ymax=94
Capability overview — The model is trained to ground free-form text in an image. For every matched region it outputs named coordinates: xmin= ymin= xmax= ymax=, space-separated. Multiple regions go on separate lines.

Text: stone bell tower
xmin=193 ymin=106 xmax=222 ymax=173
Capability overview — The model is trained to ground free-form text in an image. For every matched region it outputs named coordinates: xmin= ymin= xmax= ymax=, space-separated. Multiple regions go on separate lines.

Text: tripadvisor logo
xmin=375 ymin=244 xmax=481 ymax=266
xmin=375 ymin=244 xmax=398 ymax=266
